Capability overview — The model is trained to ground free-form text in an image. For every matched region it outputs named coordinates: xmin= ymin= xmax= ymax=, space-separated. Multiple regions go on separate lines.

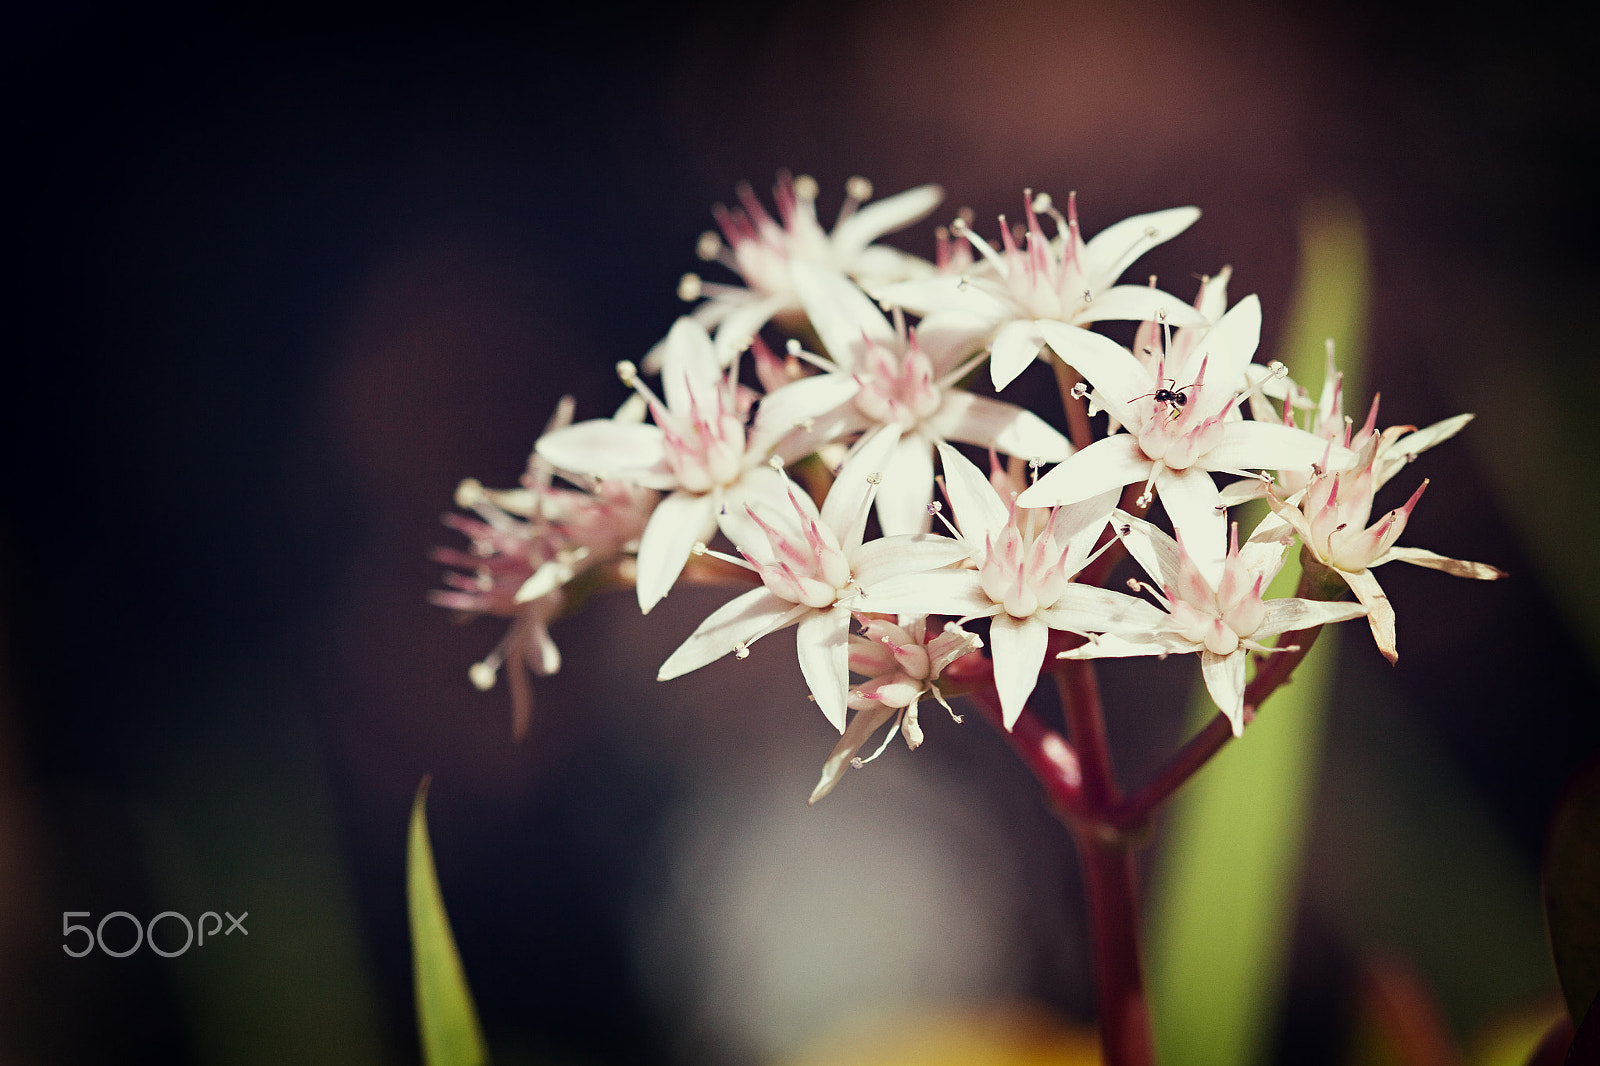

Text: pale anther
xmin=1030 ymin=190 xmax=1053 ymax=212
xmin=786 ymin=338 xmax=803 ymax=355
xmin=845 ymin=175 xmax=873 ymax=201
xmin=768 ymin=455 xmax=784 ymax=470
xmin=794 ymin=174 xmax=819 ymax=200
xmin=866 ymin=472 xmax=883 ymax=485
xmin=733 ymin=642 xmax=750 ymax=660
xmin=615 ymin=360 xmax=638 ymax=386
xmin=454 ymin=478 xmax=485 ymax=508
xmin=1144 ymin=226 xmax=1159 ymax=237
xmin=691 ymin=542 xmax=708 ymax=555
xmin=468 ymin=662 xmax=497 ymax=691
xmin=677 ymin=273 xmax=701 ymax=302
xmin=695 ymin=231 xmax=722 ymax=261
xmin=927 ymin=501 xmax=943 ymax=515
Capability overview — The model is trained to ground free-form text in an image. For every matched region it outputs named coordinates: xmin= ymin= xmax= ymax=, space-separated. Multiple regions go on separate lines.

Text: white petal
xmin=1055 ymin=488 xmax=1121 ymax=575
xmin=657 ymin=588 xmax=808 ymax=680
xmin=873 ymin=433 xmax=937 ymax=536
xmin=989 ymin=614 xmax=1048 ymax=730
xmin=935 ymin=441 xmax=1010 ymax=540
xmin=536 ymin=420 xmax=669 ymax=483
xmin=1072 ymin=284 xmax=1207 ymax=328
xmin=859 ymin=569 xmax=993 ymax=618
xmin=747 ymin=372 xmax=862 ymax=458
xmin=917 ymin=309 xmax=1000 ymax=374
xmin=1255 ymin=595 xmax=1369 ymax=641
xmin=1113 ymin=509 xmax=1184 ymax=588
xmin=658 ymin=316 xmax=721 ymax=414
xmin=713 ymin=293 xmax=792 ymax=364
xmin=636 ymin=489 xmax=717 ymax=613
xmin=1156 ymin=466 xmax=1226 ymax=588
xmin=928 ymin=391 xmax=1074 ymax=463
xmin=1058 ymin=631 xmax=1194 ymax=660
xmin=831 ymin=184 xmax=944 ymax=262
xmin=1379 ymin=545 xmax=1505 ymax=580
xmin=798 ymin=607 xmax=853 ymax=731
xmin=989 ymin=319 xmax=1048 ymax=391
xmin=871 ymin=275 xmax=1009 ymax=318
xmin=1035 ymin=320 xmax=1152 ymax=411
xmin=1038 ymin=584 xmax=1172 ymax=635
xmin=851 ymin=533 xmax=972 ymax=587
xmin=823 ymin=423 xmax=902 ymax=545
xmin=809 ymin=702 xmax=899 ymax=804
xmin=790 ymin=261 xmax=896 ymax=372
xmin=1017 ymin=434 xmax=1149 ymax=508
xmin=1199 ymin=649 xmax=1248 ymax=735
xmin=1339 ymin=567 xmax=1396 ymax=663
xmin=1182 ymin=295 xmax=1261 ymax=410
xmin=1204 ymin=420 xmax=1335 ymax=475
xmin=1082 ymin=206 xmax=1201 ymax=284
xmin=1375 ymin=414 xmax=1474 ymax=488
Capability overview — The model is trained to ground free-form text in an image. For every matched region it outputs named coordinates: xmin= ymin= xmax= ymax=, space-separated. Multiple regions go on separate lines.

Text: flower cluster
xmin=432 ymin=173 xmax=1502 ymax=793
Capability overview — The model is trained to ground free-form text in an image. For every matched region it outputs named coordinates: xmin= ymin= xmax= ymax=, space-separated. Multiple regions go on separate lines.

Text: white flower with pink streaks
xmin=873 ymin=190 xmax=1207 ymax=390
xmin=1016 ymin=296 xmax=1345 ymax=586
xmin=808 ymin=614 xmax=984 ymax=804
xmin=1267 ymin=431 xmax=1503 ymax=663
xmin=431 ymin=401 xmax=656 ymax=737
xmin=750 ymin=261 xmax=1072 ymax=534
xmin=671 ymin=171 xmax=944 ymax=364
xmin=861 ymin=443 xmax=1161 ymax=729
xmin=537 ymin=317 xmax=806 ymax=615
xmin=1062 ymin=511 xmax=1368 ymax=735
xmin=655 ymin=428 xmax=971 ymax=732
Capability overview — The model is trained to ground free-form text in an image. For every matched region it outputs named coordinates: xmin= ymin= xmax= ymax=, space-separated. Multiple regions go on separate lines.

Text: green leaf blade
xmin=408 ymin=777 xmax=490 ymax=1066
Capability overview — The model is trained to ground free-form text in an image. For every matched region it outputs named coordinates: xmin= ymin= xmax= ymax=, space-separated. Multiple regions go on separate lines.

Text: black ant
xmin=1130 ymin=378 xmax=1197 ymax=409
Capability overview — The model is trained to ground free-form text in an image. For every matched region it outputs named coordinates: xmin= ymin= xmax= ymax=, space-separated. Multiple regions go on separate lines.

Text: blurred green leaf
xmin=1542 ymin=755 xmax=1600 ymax=1025
xmin=409 ymin=777 xmax=489 ymax=1066
xmin=1145 ymin=198 xmax=1369 ymax=1066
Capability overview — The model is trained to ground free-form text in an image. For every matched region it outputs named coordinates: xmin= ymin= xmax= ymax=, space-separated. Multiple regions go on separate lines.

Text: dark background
xmin=5 ymin=2 xmax=1598 ymax=1063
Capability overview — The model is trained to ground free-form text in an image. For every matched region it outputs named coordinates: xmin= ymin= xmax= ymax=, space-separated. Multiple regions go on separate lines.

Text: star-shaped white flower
xmin=861 ymin=443 xmax=1162 ymax=729
xmin=1062 ymin=511 xmax=1368 ymax=734
xmin=431 ymin=400 xmax=655 ymax=736
xmin=1016 ymin=296 xmax=1346 ymax=585
xmin=655 ymin=428 xmax=971 ymax=731
xmin=537 ymin=317 xmax=807 ymax=614
xmin=873 ymin=191 xmax=1207 ymax=390
xmin=1266 ymin=428 xmax=1504 ymax=663
xmin=807 ymin=614 xmax=983 ymax=804
xmin=666 ymin=172 xmax=944 ymax=365
xmin=750 ymin=262 xmax=1072 ymax=534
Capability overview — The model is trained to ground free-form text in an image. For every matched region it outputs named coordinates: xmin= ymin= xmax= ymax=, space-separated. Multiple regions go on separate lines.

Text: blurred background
xmin=5 ymin=1 xmax=1598 ymax=1063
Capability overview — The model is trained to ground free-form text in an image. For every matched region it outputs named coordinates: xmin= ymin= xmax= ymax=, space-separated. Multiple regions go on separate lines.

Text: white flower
xmin=667 ymin=172 xmax=944 ymax=365
xmin=861 ymin=443 xmax=1161 ymax=729
xmin=1016 ymin=296 xmax=1345 ymax=585
xmin=808 ymin=615 xmax=983 ymax=804
xmin=655 ymin=428 xmax=970 ymax=731
xmin=1266 ymin=430 xmax=1503 ymax=663
xmin=750 ymin=262 xmax=1072 ymax=534
xmin=1062 ymin=511 xmax=1368 ymax=734
xmin=537 ymin=317 xmax=800 ymax=614
xmin=873 ymin=190 xmax=1206 ymax=390
xmin=431 ymin=399 xmax=655 ymax=737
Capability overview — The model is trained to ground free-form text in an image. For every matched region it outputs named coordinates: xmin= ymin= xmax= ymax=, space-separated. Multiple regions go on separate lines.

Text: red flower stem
xmin=1054 ymin=658 xmax=1154 ymax=1066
